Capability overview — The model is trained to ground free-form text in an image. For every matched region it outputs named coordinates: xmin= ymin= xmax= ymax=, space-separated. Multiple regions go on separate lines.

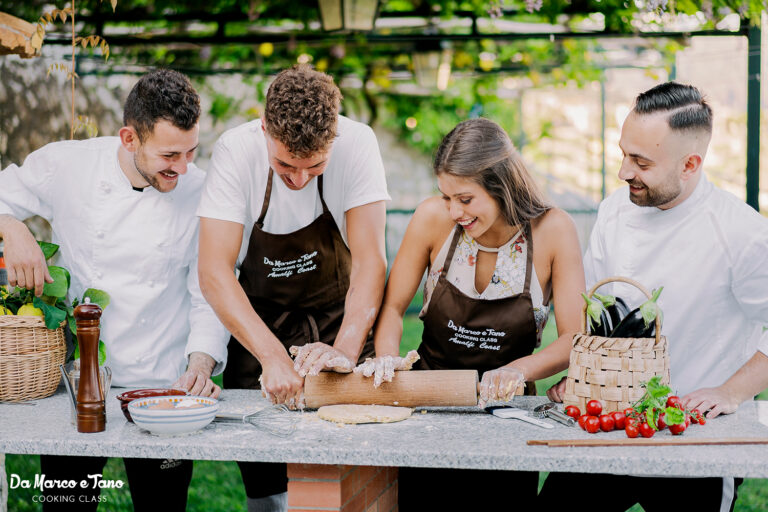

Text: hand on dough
xmin=354 ymin=350 xmax=420 ymax=387
xmin=289 ymin=343 xmax=355 ymax=377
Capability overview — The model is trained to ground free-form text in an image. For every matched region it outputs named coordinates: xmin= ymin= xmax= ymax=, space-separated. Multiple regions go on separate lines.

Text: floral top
xmin=420 ymin=228 xmax=550 ymax=345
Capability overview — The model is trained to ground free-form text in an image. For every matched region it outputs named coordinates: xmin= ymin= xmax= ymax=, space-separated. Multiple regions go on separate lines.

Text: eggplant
xmin=609 ymin=287 xmax=664 ymax=338
xmin=593 ymin=293 xmax=631 ymax=330
xmin=582 ymin=293 xmax=612 ymax=336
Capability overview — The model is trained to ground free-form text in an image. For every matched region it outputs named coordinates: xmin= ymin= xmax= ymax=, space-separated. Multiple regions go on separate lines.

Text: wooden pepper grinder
xmin=74 ymin=299 xmax=105 ymax=433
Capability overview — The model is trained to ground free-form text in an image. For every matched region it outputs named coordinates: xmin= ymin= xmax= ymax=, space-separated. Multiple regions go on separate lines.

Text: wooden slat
xmin=527 ymin=437 xmax=768 ymax=447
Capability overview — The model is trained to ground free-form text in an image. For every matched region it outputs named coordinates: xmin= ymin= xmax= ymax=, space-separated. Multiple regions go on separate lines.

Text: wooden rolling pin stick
xmin=528 ymin=438 xmax=768 ymax=447
xmin=303 ymin=370 xmax=525 ymax=409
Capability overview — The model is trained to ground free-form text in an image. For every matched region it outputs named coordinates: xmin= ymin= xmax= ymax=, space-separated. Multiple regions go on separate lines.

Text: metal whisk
xmin=215 ymin=404 xmax=298 ymax=437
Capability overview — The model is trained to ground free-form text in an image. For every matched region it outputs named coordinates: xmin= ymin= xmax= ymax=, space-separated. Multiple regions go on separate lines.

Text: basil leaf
xmin=664 ymin=407 xmax=685 ymax=425
xmin=37 ymin=241 xmax=59 ymax=261
xmin=98 ymin=340 xmax=107 ymax=366
xmin=42 ymin=266 xmax=70 ymax=298
xmin=83 ymin=288 xmax=110 ymax=310
xmin=33 ymin=296 xmax=66 ymax=330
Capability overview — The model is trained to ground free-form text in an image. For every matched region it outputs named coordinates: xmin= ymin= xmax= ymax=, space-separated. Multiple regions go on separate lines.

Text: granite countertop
xmin=2 ymin=389 xmax=768 ymax=477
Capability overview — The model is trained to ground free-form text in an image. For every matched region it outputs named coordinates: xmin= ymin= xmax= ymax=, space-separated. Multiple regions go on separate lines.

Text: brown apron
xmin=417 ymin=223 xmax=538 ymax=392
xmin=224 ymin=169 xmax=374 ymax=389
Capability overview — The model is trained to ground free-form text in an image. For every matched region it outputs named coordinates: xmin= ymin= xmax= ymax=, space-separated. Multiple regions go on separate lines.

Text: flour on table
xmin=317 ymin=405 xmax=412 ymax=424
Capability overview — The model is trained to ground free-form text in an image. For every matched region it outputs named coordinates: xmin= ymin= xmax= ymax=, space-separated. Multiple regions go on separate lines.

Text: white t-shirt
xmin=197 ymin=116 xmax=390 ymax=266
xmin=0 ymin=137 xmax=230 ymax=387
xmin=584 ymin=173 xmax=768 ymax=397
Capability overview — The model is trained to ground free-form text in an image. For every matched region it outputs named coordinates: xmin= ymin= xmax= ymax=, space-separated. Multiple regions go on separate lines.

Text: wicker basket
xmin=562 ymin=277 xmax=670 ymax=414
xmin=0 ymin=315 xmax=66 ymax=402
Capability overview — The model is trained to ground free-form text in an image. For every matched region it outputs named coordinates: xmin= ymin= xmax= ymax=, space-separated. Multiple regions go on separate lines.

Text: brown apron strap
xmin=256 ymin=168 xmax=275 ymax=229
xmin=522 ymin=222 xmax=534 ymax=292
xmin=317 ymin=174 xmax=331 ymax=215
xmin=439 ymin=226 xmax=464 ymax=279
xmin=273 ymin=310 xmax=321 ymax=344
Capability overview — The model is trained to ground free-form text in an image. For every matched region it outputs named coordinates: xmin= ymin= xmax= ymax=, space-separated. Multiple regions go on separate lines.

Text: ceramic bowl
xmin=116 ymin=388 xmax=187 ymax=422
xmin=127 ymin=395 xmax=219 ymax=435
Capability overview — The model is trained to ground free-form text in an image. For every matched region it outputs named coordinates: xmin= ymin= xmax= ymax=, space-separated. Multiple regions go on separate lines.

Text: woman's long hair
xmin=434 ymin=118 xmax=551 ymax=229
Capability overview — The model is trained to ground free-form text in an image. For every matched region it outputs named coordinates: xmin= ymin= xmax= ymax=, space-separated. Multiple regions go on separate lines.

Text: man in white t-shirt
xmin=0 ymin=70 xmax=228 ymax=510
xmin=197 ymin=65 xmax=390 ymax=512
xmin=541 ymin=83 xmax=768 ymax=511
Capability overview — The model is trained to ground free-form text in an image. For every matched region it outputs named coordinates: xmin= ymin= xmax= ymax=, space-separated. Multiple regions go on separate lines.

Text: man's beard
xmin=133 ymin=153 xmax=177 ymax=192
xmin=626 ymin=178 xmax=681 ymax=207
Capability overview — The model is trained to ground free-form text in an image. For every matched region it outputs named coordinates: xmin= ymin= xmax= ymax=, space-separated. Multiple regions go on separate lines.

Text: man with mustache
xmin=541 ymin=82 xmax=768 ymax=511
xmin=0 ymin=69 xmax=228 ymax=511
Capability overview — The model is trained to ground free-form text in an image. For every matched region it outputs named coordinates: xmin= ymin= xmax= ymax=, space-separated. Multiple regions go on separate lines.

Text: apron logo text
xmin=264 ymin=251 xmax=319 ymax=278
xmin=446 ymin=319 xmax=506 ymax=351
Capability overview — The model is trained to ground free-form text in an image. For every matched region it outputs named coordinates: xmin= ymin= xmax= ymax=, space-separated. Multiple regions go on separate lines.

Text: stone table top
xmin=2 ymin=389 xmax=768 ymax=477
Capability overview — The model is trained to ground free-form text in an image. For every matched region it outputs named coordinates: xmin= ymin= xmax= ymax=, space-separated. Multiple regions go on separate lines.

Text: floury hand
xmin=354 ymin=350 xmax=420 ymax=387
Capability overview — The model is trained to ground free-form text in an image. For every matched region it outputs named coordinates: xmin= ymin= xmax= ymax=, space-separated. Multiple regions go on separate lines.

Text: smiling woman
xmin=359 ymin=117 xmax=586 ymax=510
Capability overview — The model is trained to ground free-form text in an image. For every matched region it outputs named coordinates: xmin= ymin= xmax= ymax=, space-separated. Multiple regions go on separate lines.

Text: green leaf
xmin=67 ymin=313 xmax=77 ymax=335
xmin=42 ymin=266 xmax=69 ymax=298
xmin=37 ymin=241 xmax=59 ymax=260
xmin=98 ymin=340 xmax=107 ymax=366
xmin=582 ymin=293 xmax=604 ymax=331
xmin=32 ymin=296 xmax=66 ymax=330
xmin=592 ymin=292 xmax=616 ymax=308
xmin=664 ymin=407 xmax=685 ymax=425
xmin=83 ymin=289 xmax=110 ymax=310
xmin=73 ymin=343 xmax=80 ymax=361
xmin=640 ymin=287 xmax=664 ymax=328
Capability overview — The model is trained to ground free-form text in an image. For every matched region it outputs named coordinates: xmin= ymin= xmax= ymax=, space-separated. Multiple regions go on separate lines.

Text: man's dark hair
xmin=635 ymin=82 xmax=713 ymax=133
xmin=123 ymin=69 xmax=201 ymax=141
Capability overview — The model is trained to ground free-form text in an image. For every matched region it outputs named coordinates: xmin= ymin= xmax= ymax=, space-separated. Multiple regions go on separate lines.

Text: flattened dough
xmin=317 ymin=405 xmax=412 ymax=424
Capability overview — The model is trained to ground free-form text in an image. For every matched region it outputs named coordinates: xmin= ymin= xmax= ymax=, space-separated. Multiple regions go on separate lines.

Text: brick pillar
xmin=287 ymin=464 xmax=397 ymax=512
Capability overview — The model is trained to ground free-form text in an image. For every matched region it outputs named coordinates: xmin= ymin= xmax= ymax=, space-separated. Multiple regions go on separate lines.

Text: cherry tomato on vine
xmin=565 ymin=406 xmax=581 ymax=419
xmin=623 ymin=407 xmax=636 ymax=418
xmin=685 ymin=414 xmax=691 ymax=428
xmin=690 ymin=409 xmax=702 ymax=424
xmin=584 ymin=415 xmax=600 ymax=434
xmin=669 ymin=422 xmax=687 ymax=435
xmin=666 ymin=396 xmax=682 ymax=409
xmin=625 ymin=424 xmax=639 ymax=438
xmin=639 ymin=422 xmax=655 ymax=438
xmin=625 ymin=417 xmax=639 ymax=429
xmin=657 ymin=413 xmax=667 ymax=430
xmin=599 ymin=414 xmax=615 ymax=432
xmin=586 ymin=400 xmax=603 ymax=416
xmin=578 ymin=414 xmax=589 ymax=430
xmin=611 ymin=411 xmax=626 ymax=430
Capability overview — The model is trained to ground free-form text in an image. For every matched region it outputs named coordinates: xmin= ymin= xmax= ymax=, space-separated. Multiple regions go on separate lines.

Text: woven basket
xmin=0 ymin=315 xmax=66 ymax=402
xmin=562 ymin=277 xmax=670 ymax=414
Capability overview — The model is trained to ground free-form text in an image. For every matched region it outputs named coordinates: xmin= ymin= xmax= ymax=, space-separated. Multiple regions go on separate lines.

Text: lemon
xmin=17 ymin=304 xmax=44 ymax=317
xmin=0 ymin=306 xmax=13 ymax=315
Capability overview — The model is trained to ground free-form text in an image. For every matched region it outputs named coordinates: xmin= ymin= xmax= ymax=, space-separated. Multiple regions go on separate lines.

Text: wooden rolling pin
xmin=304 ymin=370 xmax=481 ymax=408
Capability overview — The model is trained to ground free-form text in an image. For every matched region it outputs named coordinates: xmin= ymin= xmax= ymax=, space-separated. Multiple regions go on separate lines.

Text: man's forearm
xmin=199 ymin=265 xmax=289 ymax=364
xmin=721 ymin=351 xmax=768 ymax=404
xmin=333 ymin=259 xmax=386 ymax=361
xmin=0 ymin=214 xmax=24 ymax=239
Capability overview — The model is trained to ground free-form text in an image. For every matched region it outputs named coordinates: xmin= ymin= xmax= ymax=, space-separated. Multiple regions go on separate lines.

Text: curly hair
xmin=264 ymin=65 xmax=342 ymax=158
xmin=123 ymin=68 xmax=201 ymax=142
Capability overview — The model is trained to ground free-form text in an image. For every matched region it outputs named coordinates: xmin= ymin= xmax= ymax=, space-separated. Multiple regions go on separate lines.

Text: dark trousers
xmin=398 ymin=467 xmax=538 ymax=511
xmin=40 ymin=455 xmax=193 ymax=511
xmin=236 ymin=461 xmax=288 ymax=499
xmin=539 ymin=472 xmax=744 ymax=512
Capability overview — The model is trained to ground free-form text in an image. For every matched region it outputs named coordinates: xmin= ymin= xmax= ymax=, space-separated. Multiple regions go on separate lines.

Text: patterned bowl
xmin=127 ymin=395 xmax=218 ymax=435
xmin=116 ymin=388 xmax=187 ymax=422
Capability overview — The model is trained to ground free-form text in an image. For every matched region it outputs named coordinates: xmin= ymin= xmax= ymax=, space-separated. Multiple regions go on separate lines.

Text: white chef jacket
xmin=585 ymin=172 xmax=768 ymax=397
xmin=0 ymin=137 xmax=229 ymax=387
